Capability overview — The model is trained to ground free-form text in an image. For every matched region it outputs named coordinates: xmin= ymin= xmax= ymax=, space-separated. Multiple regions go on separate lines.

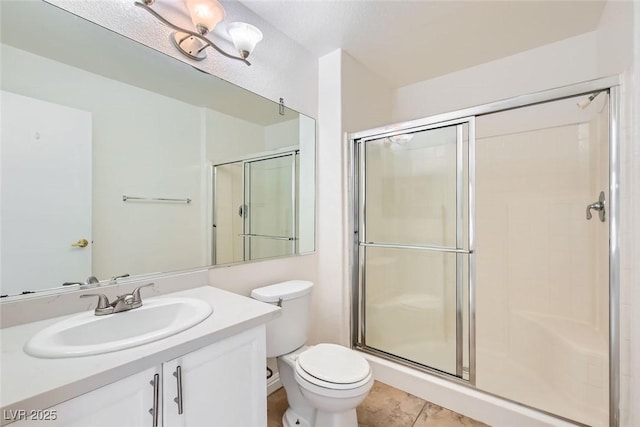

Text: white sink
xmin=24 ymin=297 xmax=213 ymax=358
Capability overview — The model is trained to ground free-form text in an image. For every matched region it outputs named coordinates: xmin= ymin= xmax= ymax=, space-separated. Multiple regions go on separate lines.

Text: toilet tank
xmin=251 ymin=280 xmax=313 ymax=358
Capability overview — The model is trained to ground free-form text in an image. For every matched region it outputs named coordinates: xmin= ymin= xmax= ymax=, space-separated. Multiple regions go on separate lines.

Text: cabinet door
xmin=163 ymin=326 xmax=267 ymax=427
xmin=10 ymin=366 xmax=160 ymax=427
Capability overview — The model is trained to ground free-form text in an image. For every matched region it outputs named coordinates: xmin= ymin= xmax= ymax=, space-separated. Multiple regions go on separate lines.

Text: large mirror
xmin=0 ymin=1 xmax=316 ymax=298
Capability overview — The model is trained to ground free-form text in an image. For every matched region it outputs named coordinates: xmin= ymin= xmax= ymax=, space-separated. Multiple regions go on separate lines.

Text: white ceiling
xmin=239 ymin=0 xmax=607 ymax=88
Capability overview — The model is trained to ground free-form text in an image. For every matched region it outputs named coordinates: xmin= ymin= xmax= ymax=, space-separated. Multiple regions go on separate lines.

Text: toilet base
xmin=283 ymin=408 xmax=311 ymax=427
xmin=314 ymin=409 xmax=357 ymax=427
xmin=282 ymin=407 xmax=357 ymax=427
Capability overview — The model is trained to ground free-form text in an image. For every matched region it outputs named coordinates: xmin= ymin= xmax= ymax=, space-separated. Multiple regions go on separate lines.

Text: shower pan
xmin=350 ymin=78 xmax=619 ymax=427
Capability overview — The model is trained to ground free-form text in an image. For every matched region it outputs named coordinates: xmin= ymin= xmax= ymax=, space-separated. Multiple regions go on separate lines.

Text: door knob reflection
xmin=71 ymin=238 xmax=89 ymax=248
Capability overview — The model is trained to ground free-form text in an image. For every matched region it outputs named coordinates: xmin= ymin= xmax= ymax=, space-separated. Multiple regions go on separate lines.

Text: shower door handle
xmin=586 ymin=191 xmax=606 ymax=222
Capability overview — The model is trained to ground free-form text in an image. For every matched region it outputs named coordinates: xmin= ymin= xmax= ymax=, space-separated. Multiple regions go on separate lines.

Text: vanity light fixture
xmin=134 ymin=0 xmax=263 ymax=66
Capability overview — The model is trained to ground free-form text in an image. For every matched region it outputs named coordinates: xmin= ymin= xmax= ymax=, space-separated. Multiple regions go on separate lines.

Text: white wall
xmin=313 ymin=50 xmax=393 ymax=346
xmin=205 ymin=109 xmax=265 ymax=164
xmin=392 ymin=31 xmax=599 ymax=122
xmin=264 ymin=119 xmax=300 ymax=151
xmin=314 ymin=50 xmax=345 ymax=345
xmin=624 ymin=4 xmax=640 ymax=427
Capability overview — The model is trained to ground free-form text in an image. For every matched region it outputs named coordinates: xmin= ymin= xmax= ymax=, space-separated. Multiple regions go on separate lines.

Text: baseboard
xmin=267 ymin=372 xmax=282 ymax=395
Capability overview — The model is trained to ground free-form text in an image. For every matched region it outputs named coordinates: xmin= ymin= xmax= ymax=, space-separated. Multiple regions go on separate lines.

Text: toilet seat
xmin=295 ymin=344 xmax=371 ymax=390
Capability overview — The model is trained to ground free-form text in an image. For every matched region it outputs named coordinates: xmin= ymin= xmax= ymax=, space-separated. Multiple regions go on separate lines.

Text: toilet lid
xmin=297 ymin=343 xmax=370 ymax=384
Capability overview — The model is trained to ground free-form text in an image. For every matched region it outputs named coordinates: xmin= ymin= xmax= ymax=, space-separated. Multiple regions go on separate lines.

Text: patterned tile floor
xmin=267 ymin=381 xmax=490 ymax=427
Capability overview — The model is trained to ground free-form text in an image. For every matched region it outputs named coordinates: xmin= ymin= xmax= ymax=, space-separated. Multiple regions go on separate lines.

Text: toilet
xmin=251 ymin=280 xmax=373 ymax=427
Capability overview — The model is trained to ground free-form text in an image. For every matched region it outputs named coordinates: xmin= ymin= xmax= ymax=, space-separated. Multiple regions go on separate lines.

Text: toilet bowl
xmin=251 ymin=281 xmax=373 ymax=427
xmin=277 ymin=345 xmax=373 ymax=427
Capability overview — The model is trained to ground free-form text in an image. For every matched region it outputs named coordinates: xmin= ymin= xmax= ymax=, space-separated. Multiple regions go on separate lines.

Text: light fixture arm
xmin=134 ymin=1 xmax=251 ymax=66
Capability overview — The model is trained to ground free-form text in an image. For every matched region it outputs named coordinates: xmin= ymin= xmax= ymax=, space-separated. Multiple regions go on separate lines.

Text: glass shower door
xmin=357 ymin=119 xmax=473 ymax=379
xmin=243 ymin=153 xmax=297 ymax=261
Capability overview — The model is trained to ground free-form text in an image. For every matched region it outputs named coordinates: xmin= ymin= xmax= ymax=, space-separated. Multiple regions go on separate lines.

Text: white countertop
xmin=0 ymin=286 xmax=279 ymax=423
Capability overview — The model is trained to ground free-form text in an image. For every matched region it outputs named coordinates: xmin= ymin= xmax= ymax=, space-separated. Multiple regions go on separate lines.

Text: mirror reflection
xmin=0 ymin=1 xmax=315 ymax=297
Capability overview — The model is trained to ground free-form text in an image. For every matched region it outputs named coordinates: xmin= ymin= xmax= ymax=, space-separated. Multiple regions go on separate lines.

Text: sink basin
xmin=24 ymin=297 xmax=213 ymax=358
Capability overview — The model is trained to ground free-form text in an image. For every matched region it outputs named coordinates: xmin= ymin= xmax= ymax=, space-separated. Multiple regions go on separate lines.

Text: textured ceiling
xmin=239 ymin=0 xmax=607 ymax=88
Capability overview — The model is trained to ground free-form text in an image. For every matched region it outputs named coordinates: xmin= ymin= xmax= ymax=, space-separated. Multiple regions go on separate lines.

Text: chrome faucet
xmin=80 ymin=283 xmax=155 ymax=316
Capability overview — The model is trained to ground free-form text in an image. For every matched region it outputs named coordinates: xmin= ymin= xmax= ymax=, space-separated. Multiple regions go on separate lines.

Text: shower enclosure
xmin=212 ymin=151 xmax=299 ymax=265
xmin=351 ymin=79 xmax=619 ymax=427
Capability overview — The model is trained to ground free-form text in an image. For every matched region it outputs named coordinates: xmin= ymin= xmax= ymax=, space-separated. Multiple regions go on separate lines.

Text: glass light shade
xmin=226 ymin=22 xmax=263 ymax=58
xmin=185 ymin=0 xmax=225 ymax=34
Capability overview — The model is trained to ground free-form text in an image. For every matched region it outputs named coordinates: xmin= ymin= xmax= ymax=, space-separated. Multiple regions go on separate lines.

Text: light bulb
xmin=185 ymin=0 xmax=225 ymax=34
xmin=226 ymin=22 xmax=263 ymax=59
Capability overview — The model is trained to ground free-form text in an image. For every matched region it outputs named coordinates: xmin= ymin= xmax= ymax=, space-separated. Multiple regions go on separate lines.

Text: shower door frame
xmin=349 ymin=75 xmax=620 ymax=426
xmin=354 ymin=116 xmax=475 ymax=381
xmin=211 ymin=149 xmax=299 ymax=265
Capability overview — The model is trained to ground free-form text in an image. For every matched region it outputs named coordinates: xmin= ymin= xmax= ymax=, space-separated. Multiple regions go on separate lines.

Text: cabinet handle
xmin=149 ymin=373 xmax=160 ymax=427
xmin=173 ymin=365 xmax=184 ymax=415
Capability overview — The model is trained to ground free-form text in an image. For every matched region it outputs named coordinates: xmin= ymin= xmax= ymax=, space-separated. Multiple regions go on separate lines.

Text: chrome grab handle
xmin=586 ymin=191 xmax=606 ymax=222
xmin=173 ymin=365 xmax=184 ymax=414
xmin=149 ymin=373 xmax=160 ymax=427
xmin=239 ymin=233 xmax=296 ymax=241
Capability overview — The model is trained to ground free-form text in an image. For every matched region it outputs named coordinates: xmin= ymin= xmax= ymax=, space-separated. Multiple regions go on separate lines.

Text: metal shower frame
xmin=211 ymin=149 xmax=299 ymax=265
xmin=348 ymin=75 xmax=620 ymax=426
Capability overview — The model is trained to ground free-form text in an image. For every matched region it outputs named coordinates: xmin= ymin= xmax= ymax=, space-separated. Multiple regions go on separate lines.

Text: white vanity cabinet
xmin=9 ymin=367 xmax=160 ymax=427
xmin=162 ymin=326 xmax=267 ymax=427
xmin=10 ymin=326 xmax=266 ymax=427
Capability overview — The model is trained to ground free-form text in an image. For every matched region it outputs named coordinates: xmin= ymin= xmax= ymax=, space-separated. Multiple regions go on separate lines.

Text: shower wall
xmin=474 ymin=96 xmax=610 ymax=425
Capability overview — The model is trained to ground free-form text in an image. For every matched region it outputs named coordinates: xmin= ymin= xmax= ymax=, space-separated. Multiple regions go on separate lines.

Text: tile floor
xmin=267 ymin=380 xmax=490 ymax=427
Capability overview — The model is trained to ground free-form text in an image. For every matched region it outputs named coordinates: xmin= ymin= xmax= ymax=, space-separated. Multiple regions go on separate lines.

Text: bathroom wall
xmin=313 ymin=50 xmax=394 ymax=346
xmin=264 ymin=119 xmax=301 ymax=151
xmin=391 ymin=31 xmax=599 ymax=123
xmin=628 ymin=7 xmax=640 ymax=426
xmin=205 ymin=110 xmax=265 ymax=164
xmin=1 ymin=44 xmax=205 ymax=280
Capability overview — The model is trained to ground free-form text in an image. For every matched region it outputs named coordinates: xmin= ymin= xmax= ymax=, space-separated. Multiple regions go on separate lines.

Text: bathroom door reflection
xmin=359 ymin=121 xmax=471 ymax=379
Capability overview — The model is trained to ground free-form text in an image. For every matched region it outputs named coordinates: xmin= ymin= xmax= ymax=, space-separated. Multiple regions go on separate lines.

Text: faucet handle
xmin=110 ymin=273 xmax=130 ymax=282
xmin=80 ymin=293 xmax=110 ymax=309
xmin=62 ymin=282 xmax=84 ymax=287
xmin=85 ymin=276 xmax=100 ymax=285
xmin=131 ymin=283 xmax=155 ymax=305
